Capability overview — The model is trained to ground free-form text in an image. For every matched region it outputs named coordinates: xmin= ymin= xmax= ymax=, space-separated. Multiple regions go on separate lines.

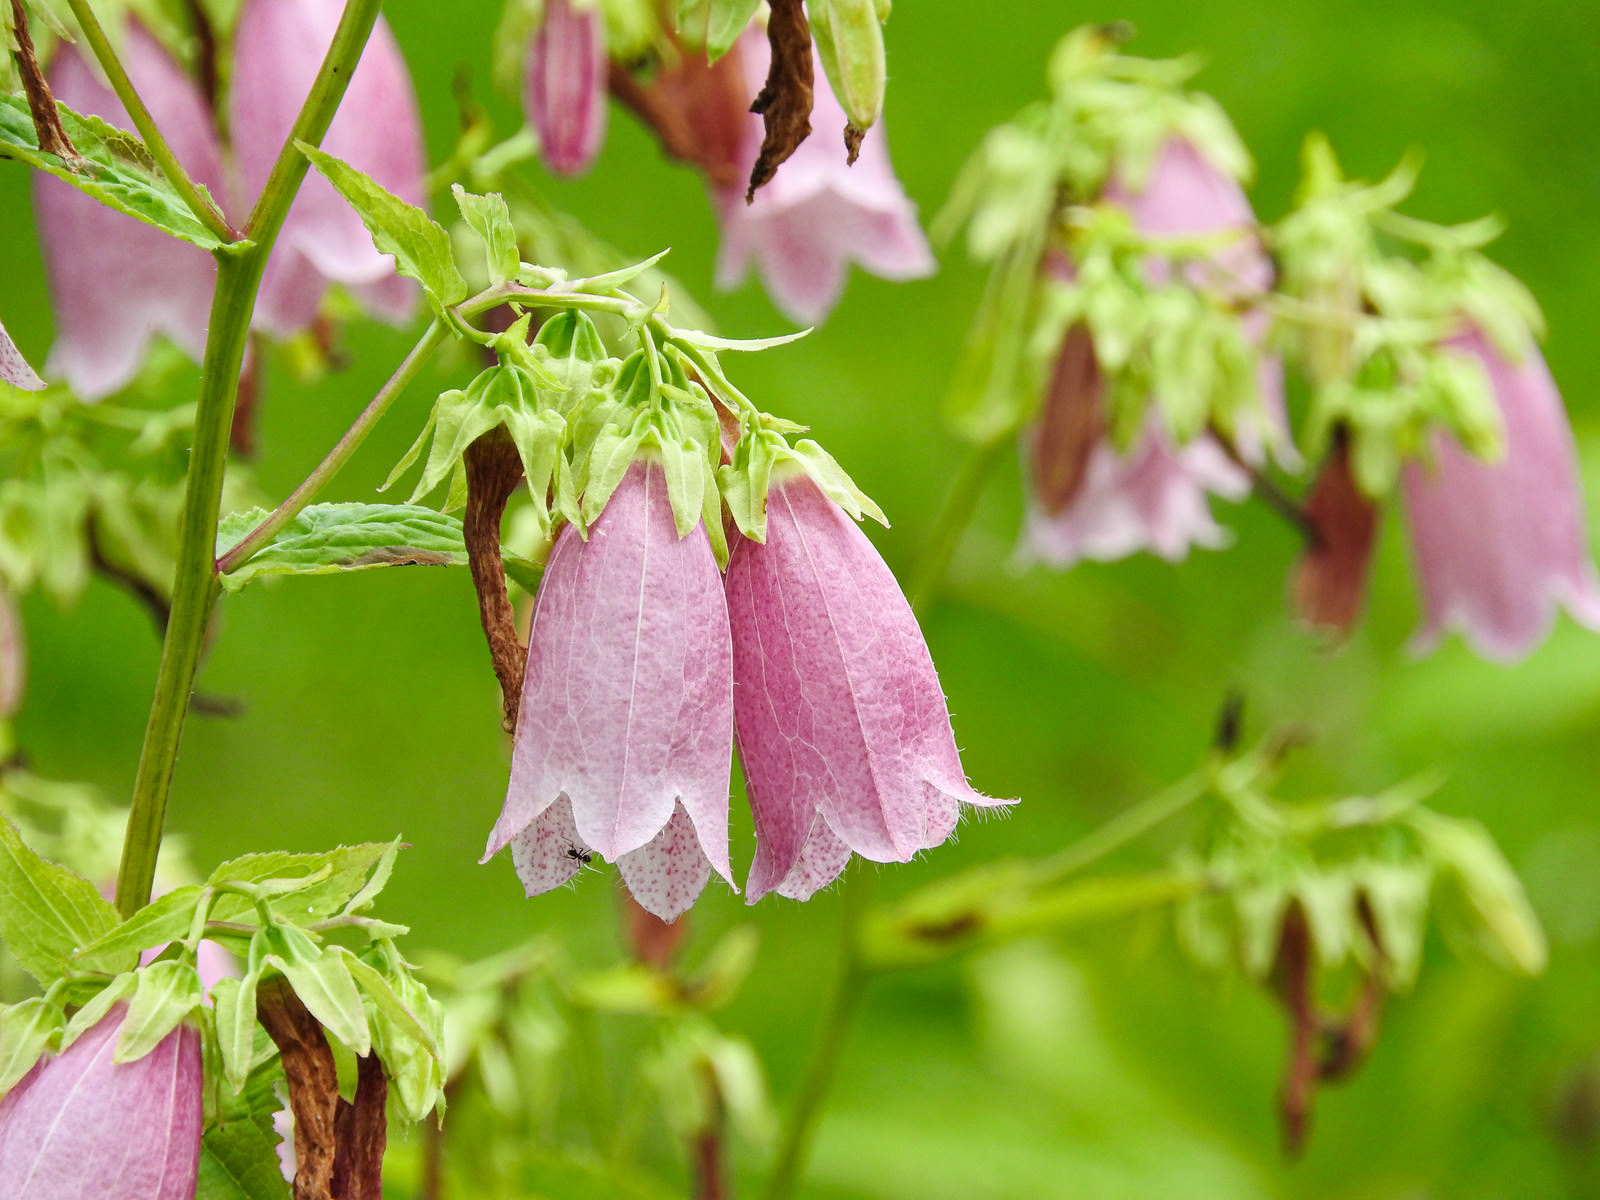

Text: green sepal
xmin=667 ymin=326 xmax=812 ymax=354
xmin=1356 ymin=860 xmax=1433 ymax=992
xmin=716 ymin=427 xmax=782 ymax=542
xmin=0 ymin=94 xmax=229 ymax=249
xmin=0 ymin=814 xmax=125 ymax=986
xmin=115 ymin=959 xmax=202 ymax=1064
xmin=296 ymin=141 xmax=468 ymax=311
xmin=452 ymin=184 xmax=521 ymax=285
xmin=542 ymin=248 xmax=671 ymax=295
xmin=675 ymin=0 xmax=763 ymax=58
xmin=810 ymin=0 xmax=887 ymax=132
xmin=1414 ymin=811 xmax=1547 ymax=975
xmin=339 ymin=949 xmax=439 ymax=1058
xmin=72 ymin=884 xmax=204 ymax=973
xmin=62 ymin=971 xmax=138 ymax=1049
xmin=579 ymin=422 xmax=647 ymax=528
xmin=210 ymin=967 xmax=261 ymax=1095
xmin=648 ymin=430 xmax=712 ymax=539
xmin=784 ymin=440 xmax=888 ymax=526
xmin=263 ymin=925 xmax=371 ymax=1057
xmin=0 ymin=997 xmax=64 ymax=1100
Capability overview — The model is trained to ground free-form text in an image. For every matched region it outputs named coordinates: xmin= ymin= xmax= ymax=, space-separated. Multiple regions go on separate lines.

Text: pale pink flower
xmin=230 ymin=0 xmax=424 ymax=335
xmin=36 ymin=25 xmax=224 ymax=398
xmin=0 ymin=1006 xmax=202 ymax=1199
xmin=0 ymin=318 xmax=46 ymax=391
xmin=0 ymin=583 xmax=23 ymax=718
xmin=525 ymin=0 xmax=608 ymax=177
xmin=1024 ymin=138 xmax=1280 ymax=566
xmin=712 ymin=30 xmax=934 ymax=324
xmin=482 ymin=461 xmax=734 ymax=920
xmin=1401 ymin=329 xmax=1600 ymax=660
xmin=726 ymin=473 xmax=1009 ymax=902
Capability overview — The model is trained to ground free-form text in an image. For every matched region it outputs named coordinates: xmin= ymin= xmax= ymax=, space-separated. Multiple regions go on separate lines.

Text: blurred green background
xmin=4 ymin=0 xmax=1600 ymax=1196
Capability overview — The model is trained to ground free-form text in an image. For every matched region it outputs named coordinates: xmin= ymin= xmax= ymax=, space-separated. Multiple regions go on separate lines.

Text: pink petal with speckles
xmin=0 ymin=319 xmax=45 ymax=391
xmin=483 ymin=462 xmax=733 ymax=918
xmin=0 ymin=1006 xmax=202 ymax=1199
xmin=727 ymin=474 xmax=1009 ymax=903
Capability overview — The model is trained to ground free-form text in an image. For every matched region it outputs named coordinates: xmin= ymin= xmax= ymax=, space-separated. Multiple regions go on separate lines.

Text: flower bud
xmin=525 ymin=0 xmax=608 ymax=177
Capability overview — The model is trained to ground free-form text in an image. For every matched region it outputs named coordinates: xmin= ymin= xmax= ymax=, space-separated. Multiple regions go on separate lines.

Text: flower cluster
xmin=36 ymin=0 xmax=425 ymax=398
xmin=483 ymin=455 xmax=1006 ymax=920
xmin=943 ymin=26 xmax=1600 ymax=663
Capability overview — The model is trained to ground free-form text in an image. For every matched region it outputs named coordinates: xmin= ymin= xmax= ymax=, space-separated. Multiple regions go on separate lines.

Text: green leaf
xmin=216 ymin=504 xmax=468 ymax=592
xmin=265 ymin=926 xmax=371 ymax=1056
xmin=676 ymin=0 xmax=765 ymax=58
xmin=210 ymin=970 xmax=262 ymax=1095
xmin=196 ymin=1117 xmax=293 ymax=1200
xmin=339 ymin=949 xmax=438 ymax=1055
xmin=452 ymin=184 xmax=521 ymax=285
xmin=0 ymin=815 xmax=124 ymax=985
xmin=0 ymin=998 xmax=63 ymax=1100
xmin=536 ymin=249 xmax=671 ymax=296
xmin=296 ymin=141 xmax=467 ymax=310
xmin=667 ymin=327 xmax=811 ymax=353
xmin=209 ymin=843 xmax=395 ymax=922
xmin=0 ymin=95 xmax=229 ymax=249
xmin=341 ymin=837 xmax=403 ymax=916
xmin=73 ymin=885 xmax=204 ymax=973
xmin=116 ymin=959 xmax=202 ymax=1063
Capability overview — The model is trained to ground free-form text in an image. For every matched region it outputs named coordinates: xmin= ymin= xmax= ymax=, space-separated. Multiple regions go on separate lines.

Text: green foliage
xmin=0 ymin=814 xmax=124 ymax=986
xmin=215 ymin=503 xmax=469 ymax=592
xmin=0 ymin=94 xmax=228 ymax=249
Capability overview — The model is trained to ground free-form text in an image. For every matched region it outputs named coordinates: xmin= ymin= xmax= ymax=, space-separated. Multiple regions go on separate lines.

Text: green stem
xmin=908 ymin=435 xmax=1009 ymax=617
xmin=216 ymin=318 xmax=450 ymax=574
xmin=114 ymin=0 xmax=387 ymax=918
xmin=1035 ymin=769 xmax=1210 ymax=886
xmin=61 ymin=0 xmax=236 ymax=243
xmin=762 ymin=868 xmax=873 ymax=1200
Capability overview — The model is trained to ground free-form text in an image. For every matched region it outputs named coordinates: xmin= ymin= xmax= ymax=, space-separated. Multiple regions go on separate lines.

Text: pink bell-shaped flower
xmin=0 ymin=1006 xmax=202 ymax=1199
xmin=524 ymin=0 xmax=608 ymax=177
xmin=726 ymin=472 xmax=1008 ymax=902
xmin=712 ymin=29 xmax=934 ymax=324
xmin=230 ymin=0 xmax=425 ymax=336
xmin=482 ymin=461 xmax=735 ymax=920
xmin=1401 ymin=328 xmax=1600 ymax=660
xmin=1024 ymin=137 xmax=1280 ymax=566
xmin=35 ymin=24 xmax=225 ymax=398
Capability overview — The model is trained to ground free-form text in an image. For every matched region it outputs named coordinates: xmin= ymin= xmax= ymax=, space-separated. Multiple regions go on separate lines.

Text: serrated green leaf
xmin=115 ymin=959 xmax=202 ymax=1063
xmin=296 ymin=141 xmax=467 ymax=309
xmin=0 ymin=998 xmax=63 ymax=1100
xmin=266 ymin=927 xmax=371 ymax=1056
xmin=208 ymin=844 xmax=394 ymax=922
xmin=216 ymin=504 xmax=468 ymax=592
xmin=197 ymin=1117 xmax=293 ymax=1200
xmin=0 ymin=95 xmax=229 ymax=249
xmin=73 ymin=885 xmax=204 ymax=973
xmin=341 ymin=837 xmax=402 ymax=916
xmin=452 ymin=184 xmax=521 ymax=285
xmin=0 ymin=815 xmax=124 ymax=985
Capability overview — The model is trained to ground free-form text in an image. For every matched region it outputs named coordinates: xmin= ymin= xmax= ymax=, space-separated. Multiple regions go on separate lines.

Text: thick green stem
xmin=114 ymin=0 xmax=388 ymax=917
xmin=61 ymin=0 xmax=236 ymax=243
xmin=762 ymin=868 xmax=873 ymax=1200
xmin=217 ymin=319 xmax=450 ymax=574
xmin=908 ymin=435 xmax=1009 ymax=617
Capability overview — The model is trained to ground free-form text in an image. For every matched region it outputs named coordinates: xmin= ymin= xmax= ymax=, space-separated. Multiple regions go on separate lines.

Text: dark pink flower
xmin=0 ymin=1006 xmax=202 ymax=1199
xmin=712 ymin=30 xmax=934 ymax=324
xmin=525 ymin=0 xmax=608 ymax=177
xmin=230 ymin=0 xmax=425 ymax=336
xmin=36 ymin=25 xmax=224 ymax=398
xmin=726 ymin=473 xmax=1008 ymax=902
xmin=1401 ymin=329 xmax=1600 ymax=660
xmin=482 ymin=461 xmax=734 ymax=920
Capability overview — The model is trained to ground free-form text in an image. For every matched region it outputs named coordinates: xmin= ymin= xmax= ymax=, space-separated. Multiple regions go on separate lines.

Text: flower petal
xmin=616 ymin=802 xmax=714 ymax=920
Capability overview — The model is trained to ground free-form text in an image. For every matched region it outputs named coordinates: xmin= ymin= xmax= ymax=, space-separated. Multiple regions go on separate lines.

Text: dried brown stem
xmin=330 ymin=1053 xmax=388 ymax=1200
xmin=258 ymin=979 xmax=341 ymax=1200
xmin=9 ymin=0 xmax=79 ymax=161
xmin=746 ymin=0 xmax=812 ymax=201
xmin=464 ymin=429 xmax=526 ymax=731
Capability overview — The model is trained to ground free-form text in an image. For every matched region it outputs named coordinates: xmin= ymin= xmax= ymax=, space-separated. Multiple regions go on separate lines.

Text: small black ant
xmin=565 ymin=845 xmax=593 ymax=865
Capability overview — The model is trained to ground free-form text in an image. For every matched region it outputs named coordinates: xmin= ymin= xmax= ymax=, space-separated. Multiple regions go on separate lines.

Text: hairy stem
xmin=216 ymin=319 xmax=449 ymax=574
xmin=61 ymin=0 xmax=235 ymax=242
xmin=115 ymin=0 xmax=387 ymax=917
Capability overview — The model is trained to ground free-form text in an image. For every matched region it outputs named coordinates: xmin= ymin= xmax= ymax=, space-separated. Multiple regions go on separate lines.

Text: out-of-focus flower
xmin=35 ymin=2 xmax=424 ymax=395
xmin=230 ymin=0 xmax=424 ymax=336
xmin=524 ymin=0 xmax=608 ymax=177
xmin=711 ymin=29 xmax=934 ymax=324
xmin=726 ymin=472 xmax=1008 ymax=902
xmin=1023 ymin=137 xmax=1278 ymax=566
xmin=0 ymin=582 xmax=24 ymax=717
xmin=482 ymin=461 xmax=734 ymax=920
xmin=36 ymin=24 xmax=225 ymax=398
xmin=0 ymin=1005 xmax=202 ymax=1199
xmin=0 ymin=318 xmax=46 ymax=391
xmin=1401 ymin=328 xmax=1600 ymax=660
